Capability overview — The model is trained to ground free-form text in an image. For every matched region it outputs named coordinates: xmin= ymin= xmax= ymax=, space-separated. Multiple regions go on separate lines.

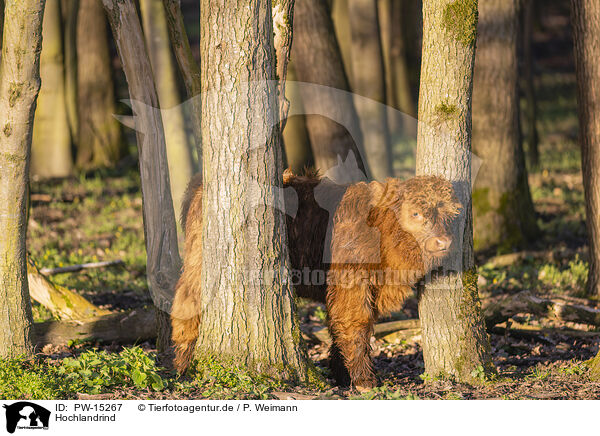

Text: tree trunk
xmin=331 ymin=0 xmax=353 ymax=85
xmin=31 ymin=0 xmax=73 ymax=179
xmin=292 ymin=0 xmax=369 ymax=178
xmin=571 ymin=0 xmax=600 ymax=297
xmin=62 ymin=0 xmax=78 ymax=146
xmin=521 ymin=0 xmax=539 ymax=168
xmin=76 ymin=0 xmax=123 ymax=169
xmin=197 ymin=0 xmax=309 ymax=381
xmin=347 ymin=0 xmax=392 ymax=181
xmin=472 ymin=0 xmax=538 ymax=252
xmin=140 ymin=0 xmax=194 ymax=233
xmin=162 ymin=0 xmax=202 ymax=166
xmin=0 ymin=0 xmax=46 ymax=358
xmin=282 ymin=61 xmax=314 ymax=173
xmin=102 ymin=0 xmax=181 ymax=357
xmin=416 ymin=0 xmax=494 ymax=382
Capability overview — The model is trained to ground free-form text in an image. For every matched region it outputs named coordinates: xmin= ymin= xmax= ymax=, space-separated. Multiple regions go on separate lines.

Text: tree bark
xmin=31 ymin=0 xmax=73 ymax=179
xmin=571 ymin=0 xmax=600 ymax=297
xmin=521 ymin=0 xmax=539 ymax=168
xmin=472 ymin=0 xmax=538 ymax=252
xmin=292 ymin=0 xmax=369 ymax=178
xmin=76 ymin=0 xmax=123 ymax=169
xmin=347 ymin=0 xmax=392 ymax=181
xmin=197 ymin=0 xmax=309 ymax=381
xmin=140 ymin=0 xmax=194 ymax=232
xmin=416 ymin=0 xmax=494 ymax=382
xmin=102 ymin=0 xmax=181 ymax=357
xmin=0 ymin=0 xmax=46 ymax=358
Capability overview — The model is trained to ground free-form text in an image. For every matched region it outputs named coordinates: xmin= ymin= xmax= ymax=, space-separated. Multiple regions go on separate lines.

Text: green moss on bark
xmin=442 ymin=0 xmax=478 ymax=46
xmin=435 ymin=101 xmax=459 ymax=121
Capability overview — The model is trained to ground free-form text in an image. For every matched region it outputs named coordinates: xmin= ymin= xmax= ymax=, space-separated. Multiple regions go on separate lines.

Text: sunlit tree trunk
xmin=571 ymin=0 xmax=600 ymax=297
xmin=76 ymin=0 xmax=123 ymax=169
xmin=472 ymin=0 xmax=538 ymax=252
xmin=0 ymin=0 xmax=46 ymax=357
xmin=331 ymin=0 xmax=353 ymax=85
xmin=416 ymin=0 xmax=494 ymax=382
xmin=31 ymin=0 xmax=73 ymax=179
xmin=347 ymin=0 xmax=392 ymax=181
xmin=282 ymin=61 xmax=314 ymax=173
xmin=140 ymin=0 xmax=194 ymax=230
xmin=292 ymin=0 xmax=369 ymax=177
xmin=62 ymin=0 xmax=78 ymax=145
xmin=162 ymin=0 xmax=202 ymax=166
xmin=196 ymin=0 xmax=309 ymax=380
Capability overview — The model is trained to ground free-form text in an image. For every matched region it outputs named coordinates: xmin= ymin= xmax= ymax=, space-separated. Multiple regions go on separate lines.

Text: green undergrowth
xmin=0 ymin=347 xmax=166 ymax=399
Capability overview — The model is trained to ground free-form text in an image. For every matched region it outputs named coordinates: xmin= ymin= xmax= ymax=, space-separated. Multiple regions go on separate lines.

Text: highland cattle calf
xmin=171 ymin=170 xmax=462 ymax=390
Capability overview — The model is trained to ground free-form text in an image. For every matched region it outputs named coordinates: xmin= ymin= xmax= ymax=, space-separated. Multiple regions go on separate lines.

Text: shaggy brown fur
xmin=171 ymin=170 xmax=461 ymax=389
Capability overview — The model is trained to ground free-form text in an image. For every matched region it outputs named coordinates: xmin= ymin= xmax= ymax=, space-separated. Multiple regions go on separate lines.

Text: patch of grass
xmin=351 ymin=384 xmax=420 ymax=400
xmin=537 ymin=256 xmax=588 ymax=295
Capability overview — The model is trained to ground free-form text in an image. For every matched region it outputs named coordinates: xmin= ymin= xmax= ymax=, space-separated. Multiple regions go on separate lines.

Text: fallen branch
xmin=39 ymin=260 xmax=124 ymax=276
xmin=303 ymin=319 xmax=421 ymax=345
xmin=483 ymin=248 xmax=579 ymax=268
xmin=483 ymin=290 xmax=600 ymax=328
xmin=28 ymin=258 xmax=111 ymax=320
xmin=491 ymin=325 xmax=600 ymax=341
xmin=34 ymin=308 xmax=156 ymax=347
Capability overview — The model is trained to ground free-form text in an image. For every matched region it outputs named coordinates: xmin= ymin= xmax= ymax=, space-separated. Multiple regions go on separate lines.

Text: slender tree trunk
xmin=282 ymin=61 xmax=314 ymax=173
xmin=0 ymin=0 xmax=46 ymax=357
xmin=31 ymin=0 xmax=73 ymax=179
xmin=347 ymin=0 xmax=392 ymax=181
xmin=391 ymin=0 xmax=418 ymax=138
xmin=102 ymin=0 xmax=181 ymax=359
xmin=292 ymin=0 xmax=369 ymax=178
xmin=472 ymin=0 xmax=538 ymax=252
xmin=197 ymin=0 xmax=309 ymax=380
xmin=331 ymin=0 xmax=353 ymax=86
xmin=521 ymin=0 xmax=539 ymax=168
xmin=76 ymin=0 xmax=123 ymax=169
xmin=62 ymin=0 xmax=78 ymax=146
xmin=162 ymin=0 xmax=202 ymax=168
xmin=140 ymin=0 xmax=194 ymax=231
xmin=416 ymin=0 xmax=494 ymax=382
xmin=571 ymin=0 xmax=600 ymax=297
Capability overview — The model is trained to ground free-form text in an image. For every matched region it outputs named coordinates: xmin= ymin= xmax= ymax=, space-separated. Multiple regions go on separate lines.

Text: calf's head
xmin=398 ymin=176 xmax=462 ymax=258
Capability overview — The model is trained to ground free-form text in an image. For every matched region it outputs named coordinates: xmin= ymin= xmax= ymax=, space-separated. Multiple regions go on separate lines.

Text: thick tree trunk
xmin=140 ymin=0 xmax=194 ymax=230
xmin=292 ymin=0 xmax=368 ymax=178
xmin=102 ymin=0 xmax=181 ymax=357
xmin=472 ymin=0 xmax=538 ymax=252
xmin=571 ymin=0 xmax=600 ymax=297
xmin=347 ymin=0 xmax=392 ymax=181
xmin=31 ymin=0 xmax=73 ymax=179
xmin=521 ymin=0 xmax=539 ymax=168
xmin=0 ymin=0 xmax=46 ymax=358
xmin=76 ymin=0 xmax=123 ymax=169
xmin=197 ymin=0 xmax=309 ymax=381
xmin=416 ymin=0 xmax=494 ymax=382
xmin=162 ymin=0 xmax=202 ymax=166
